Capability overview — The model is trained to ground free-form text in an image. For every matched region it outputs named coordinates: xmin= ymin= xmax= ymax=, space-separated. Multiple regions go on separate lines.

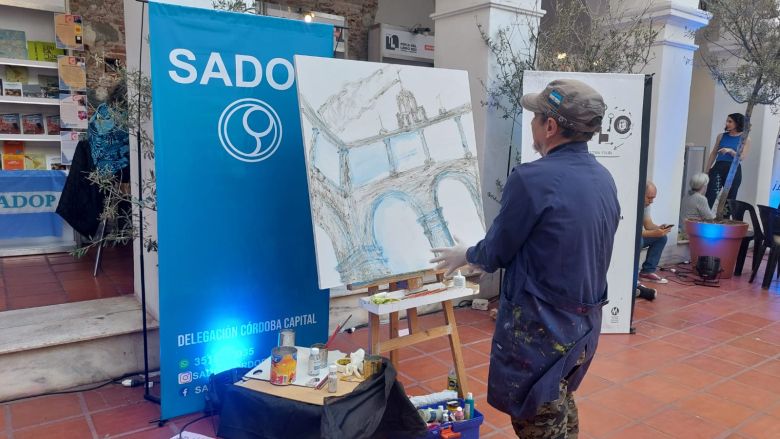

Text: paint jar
xmin=279 ymin=329 xmax=295 ymax=347
xmin=270 ymin=346 xmax=297 ymax=385
xmin=453 ymin=270 xmax=466 ymax=288
xmin=311 ymin=343 xmax=328 ymax=368
xmin=362 ymin=355 xmax=382 ymax=379
xmin=327 ymin=364 xmax=338 ymax=393
xmin=308 ymin=347 xmax=321 ymax=376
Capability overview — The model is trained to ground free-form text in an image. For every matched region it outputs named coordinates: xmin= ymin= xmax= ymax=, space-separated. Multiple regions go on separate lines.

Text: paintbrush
xmin=324 ymin=314 xmax=352 ymax=349
xmin=315 ymin=375 xmax=329 ymax=390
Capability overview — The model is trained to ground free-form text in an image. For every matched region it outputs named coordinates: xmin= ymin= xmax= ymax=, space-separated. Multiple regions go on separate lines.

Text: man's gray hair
xmin=689 ymin=173 xmax=709 ymax=192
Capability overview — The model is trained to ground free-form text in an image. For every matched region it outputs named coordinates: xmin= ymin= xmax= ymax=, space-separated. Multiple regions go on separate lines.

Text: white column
xmin=622 ymin=0 xmax=709 ymax=260
xmin=124 ymin=0 xmax=159 ymax=318
xmin=432 ymin=0 xmax=544 ymax=296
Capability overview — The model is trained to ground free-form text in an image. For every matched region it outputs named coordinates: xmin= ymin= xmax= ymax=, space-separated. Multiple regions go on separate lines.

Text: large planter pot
xmin=684 ymin=219 xmax=749 ymax=279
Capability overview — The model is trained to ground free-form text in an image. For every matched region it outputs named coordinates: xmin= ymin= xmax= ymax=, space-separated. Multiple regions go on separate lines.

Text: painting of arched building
xmin=295 ymin=55 xmax=486 ymax=289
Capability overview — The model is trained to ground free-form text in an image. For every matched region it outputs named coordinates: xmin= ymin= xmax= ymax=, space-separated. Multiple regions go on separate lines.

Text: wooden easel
xmin=352 ymin=271 xmax=472 ymax=398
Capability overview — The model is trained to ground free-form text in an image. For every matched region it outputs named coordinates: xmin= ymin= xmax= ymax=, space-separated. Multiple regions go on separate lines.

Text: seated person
xmin=639 ymin=182 xmax=672 ymax=284
xmin=682 ymin=173 xmax=715 ymax=221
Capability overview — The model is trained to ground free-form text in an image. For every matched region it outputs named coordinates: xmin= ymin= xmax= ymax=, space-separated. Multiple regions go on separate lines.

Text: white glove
xmin=430 ymin=236 xmax=469 ymax=278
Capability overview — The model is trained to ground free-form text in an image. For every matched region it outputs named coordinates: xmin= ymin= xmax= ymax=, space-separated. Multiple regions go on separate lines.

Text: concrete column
xmin=433 ymin=0 xmax=543 ymax=224
xmin=433 ymin=0 xmax=544 ymax=296
xmin=619 ymin=0 xmax=708 ymax=261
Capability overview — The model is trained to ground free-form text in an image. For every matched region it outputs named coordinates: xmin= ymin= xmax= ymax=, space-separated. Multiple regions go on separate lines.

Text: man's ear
xmin=546 ymin=117 xmax=559 ymax=139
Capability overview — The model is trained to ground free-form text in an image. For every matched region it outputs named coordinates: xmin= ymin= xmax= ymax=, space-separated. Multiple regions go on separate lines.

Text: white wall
xmin=375 ymin=0 xmax=435 ymax=31
xmin=123 ymin=0 xmax=159 ymax=318
xmin=0 ymin=5 xmax=56 ymax=41
xmin=686 ymin=61 xmax=716 ymax=148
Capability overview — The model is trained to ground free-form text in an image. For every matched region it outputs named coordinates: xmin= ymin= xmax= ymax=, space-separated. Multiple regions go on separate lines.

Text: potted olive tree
xmin=684 ymin=0 xmax=780 ymax=278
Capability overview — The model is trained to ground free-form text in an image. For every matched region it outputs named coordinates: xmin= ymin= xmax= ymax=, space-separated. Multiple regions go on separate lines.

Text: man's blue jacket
xmin=467 ymin=141 xmax=620 ymax=420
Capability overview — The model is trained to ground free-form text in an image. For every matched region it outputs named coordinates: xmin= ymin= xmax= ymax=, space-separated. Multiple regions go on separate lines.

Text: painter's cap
xmin=520 ymin=79 xmax=606 ymax=133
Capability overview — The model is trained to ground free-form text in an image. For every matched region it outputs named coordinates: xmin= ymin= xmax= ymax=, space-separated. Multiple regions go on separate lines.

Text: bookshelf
xmin=0 ymin=57 xmax=57 ymax=70
xmin=0 ymin=134 xmax=60 ymax=142
xmin=0 ymin=1 xmax=75 ymax=255
xmin=0 ymin=95 xmax=59 ymax=105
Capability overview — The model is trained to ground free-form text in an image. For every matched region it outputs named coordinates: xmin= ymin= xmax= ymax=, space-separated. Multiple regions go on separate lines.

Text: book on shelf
xmin=38 ymin=75 xmax=59 ymax=99
xmin=2 ymin=140 xmax=24 ymax=154
xmin=0 ymin=29 xmax=27 ymax=60
xmin=0 ymin=114 xmax=21 ymax=134
xmin=22 ymin=84 xmax=43 ymax=98
xmin=5 ymin=66 xmax=28 ymax=83
xmin=21 ymin=114 xmax=45 ymax=135
xmin=24 ymin=152 xmax=46 ymax=170
xmin=1 ymin=154 xmax=25 ymax=170
xmin=2 ymin=82 xmax=23 ymax=97
xmin=27 ymin=41 xmax=65 ymax=62
xmin=46 ymin=115 xmax=60 ymax=135
xmin=46 ymin=154 xmax=64 ymax=170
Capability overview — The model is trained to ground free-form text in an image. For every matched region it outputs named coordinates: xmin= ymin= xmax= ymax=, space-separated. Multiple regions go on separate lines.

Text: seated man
xmin=639 ymin=181 xmax=672 ymax=284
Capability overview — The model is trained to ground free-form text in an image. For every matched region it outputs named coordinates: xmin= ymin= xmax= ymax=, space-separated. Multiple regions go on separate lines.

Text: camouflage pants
xmin=511 ymin=350 xmax=586 ymax=439
xmin=510 ymin=379 xmax=578 ymax=439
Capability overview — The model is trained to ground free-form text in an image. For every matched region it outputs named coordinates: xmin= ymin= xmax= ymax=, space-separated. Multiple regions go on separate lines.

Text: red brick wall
xmin=70 ymin=0 xmax=127 ymax=107
xmin=273 ymin=0 xmax=379 ymax=60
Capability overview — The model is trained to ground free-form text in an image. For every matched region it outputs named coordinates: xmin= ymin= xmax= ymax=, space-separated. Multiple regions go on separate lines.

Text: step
xmin=0 ymin=296 xmax=159 ymax=401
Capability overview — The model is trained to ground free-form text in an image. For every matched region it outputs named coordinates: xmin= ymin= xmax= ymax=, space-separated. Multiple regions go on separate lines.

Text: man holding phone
xmin=639 ymin=181 xmax=672 ymax=284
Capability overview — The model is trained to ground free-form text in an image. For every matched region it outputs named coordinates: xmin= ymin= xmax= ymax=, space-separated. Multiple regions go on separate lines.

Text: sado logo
xmin=218 ymin=98 xmax=282 ymax=163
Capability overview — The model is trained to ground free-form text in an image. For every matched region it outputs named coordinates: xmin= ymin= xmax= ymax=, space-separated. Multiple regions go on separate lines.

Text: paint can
xmin=362 ymin=355 xmax=383 ymax=379
xmin=270 ymin=346 xmax=297 ymax=385
xmin=278 ymin=329 xmax=295 ymax=347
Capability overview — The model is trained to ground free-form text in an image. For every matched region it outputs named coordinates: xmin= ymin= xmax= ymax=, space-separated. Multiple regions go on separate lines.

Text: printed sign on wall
xmin=149 ymin=2 xmax=333 ymax=419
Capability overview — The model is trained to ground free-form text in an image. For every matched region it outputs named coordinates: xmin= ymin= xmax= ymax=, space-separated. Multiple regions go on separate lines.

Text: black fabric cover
xmin=217 ymin=359 xmax=427 ymax=439
xmin=56 ymin=140 xmax=104 ymax=238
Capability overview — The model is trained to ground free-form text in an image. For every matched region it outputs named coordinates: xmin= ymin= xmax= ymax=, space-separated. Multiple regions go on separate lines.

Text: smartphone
xmin=661 ymin=224 xmax=674 ymax=229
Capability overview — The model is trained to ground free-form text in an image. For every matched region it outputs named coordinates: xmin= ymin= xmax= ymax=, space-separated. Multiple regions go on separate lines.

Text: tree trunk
xmin=715 ymin=102 xmax=754 ymax=219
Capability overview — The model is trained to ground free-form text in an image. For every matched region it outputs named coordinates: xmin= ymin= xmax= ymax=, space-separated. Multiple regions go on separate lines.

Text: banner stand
xmin=130 ymin=0 xmax=163 ymax=422
xmin=629 ymin=75 xmax=653 ymax=333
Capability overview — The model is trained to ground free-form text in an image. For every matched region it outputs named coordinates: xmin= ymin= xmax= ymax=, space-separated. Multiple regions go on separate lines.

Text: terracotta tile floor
xmin=0 ymin=245 xmax=134 ymax=312
xmin=2 ymin=258 xmax=780 ymax=438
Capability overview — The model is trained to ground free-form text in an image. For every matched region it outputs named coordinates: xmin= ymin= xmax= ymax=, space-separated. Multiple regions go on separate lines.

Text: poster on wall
xmin=60 ymin=130 xmax=85 ymax=165
xmin=295 ymin=56 xmax=485 ymax=288
xmin=54 ymin=14 xmax=84 ymax=51
xmin=148 ymin=2 xmax=333 ymax=419
xmin=57 ymin=56 xmax=87 ymax=91
xmin=59 ymin=93 xmax=88 ymax=129
xmin=521 ymin=71 xmax=646 ymax=334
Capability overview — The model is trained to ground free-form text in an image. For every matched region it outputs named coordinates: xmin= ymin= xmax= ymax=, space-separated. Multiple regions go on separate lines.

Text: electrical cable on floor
xmin=0 ymin=369 xmax=160 ymax=404
xmin=177 ymin=414 xmax=213 ymax=439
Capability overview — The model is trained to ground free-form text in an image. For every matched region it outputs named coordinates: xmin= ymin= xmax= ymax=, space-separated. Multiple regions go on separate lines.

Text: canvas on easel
xmin=294 ymin=56 xmax=486 ymax=289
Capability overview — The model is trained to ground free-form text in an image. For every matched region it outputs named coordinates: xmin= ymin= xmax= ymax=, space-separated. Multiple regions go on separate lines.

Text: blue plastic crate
xmin=417 ymin=398 xmax=484 ymax=439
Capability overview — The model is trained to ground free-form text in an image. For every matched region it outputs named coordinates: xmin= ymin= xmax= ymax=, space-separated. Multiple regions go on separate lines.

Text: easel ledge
xmin=354 ymin=270 xmax=475 ymax=398
xmin=346 ymin=269 xmax=446 ymax=292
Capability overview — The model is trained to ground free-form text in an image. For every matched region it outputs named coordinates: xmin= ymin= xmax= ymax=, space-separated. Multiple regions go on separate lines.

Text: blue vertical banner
xmin=148 ymin=2 xmax=332 ymax=419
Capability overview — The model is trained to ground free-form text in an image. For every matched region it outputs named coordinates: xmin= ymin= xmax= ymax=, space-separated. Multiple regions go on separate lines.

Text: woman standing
xmin=705 ymin=113 xmax=751 ymax=208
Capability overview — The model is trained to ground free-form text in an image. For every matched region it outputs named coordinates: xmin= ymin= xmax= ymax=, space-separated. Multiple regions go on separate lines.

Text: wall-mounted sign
xmin=381 ymin=25 xmax=434 ymax=61
xmin=54 ymin=14 xmax=84 ymax=51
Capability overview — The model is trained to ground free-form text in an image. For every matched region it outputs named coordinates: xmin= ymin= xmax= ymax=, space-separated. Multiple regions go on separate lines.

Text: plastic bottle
xmin=447 ymin=367 xmax=458 ymax=391
xmin=327 ymin=364 xmax=338 ymax=393
xmin=464 ymin=392 xmax=474 ymax=420
xmin=308 ymin=347 xmax=321 ymax=376
xmin=453 ymin=270 xmax=466 ymax=288
xmin=454 ymin=407 xmax=465 ymax=421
